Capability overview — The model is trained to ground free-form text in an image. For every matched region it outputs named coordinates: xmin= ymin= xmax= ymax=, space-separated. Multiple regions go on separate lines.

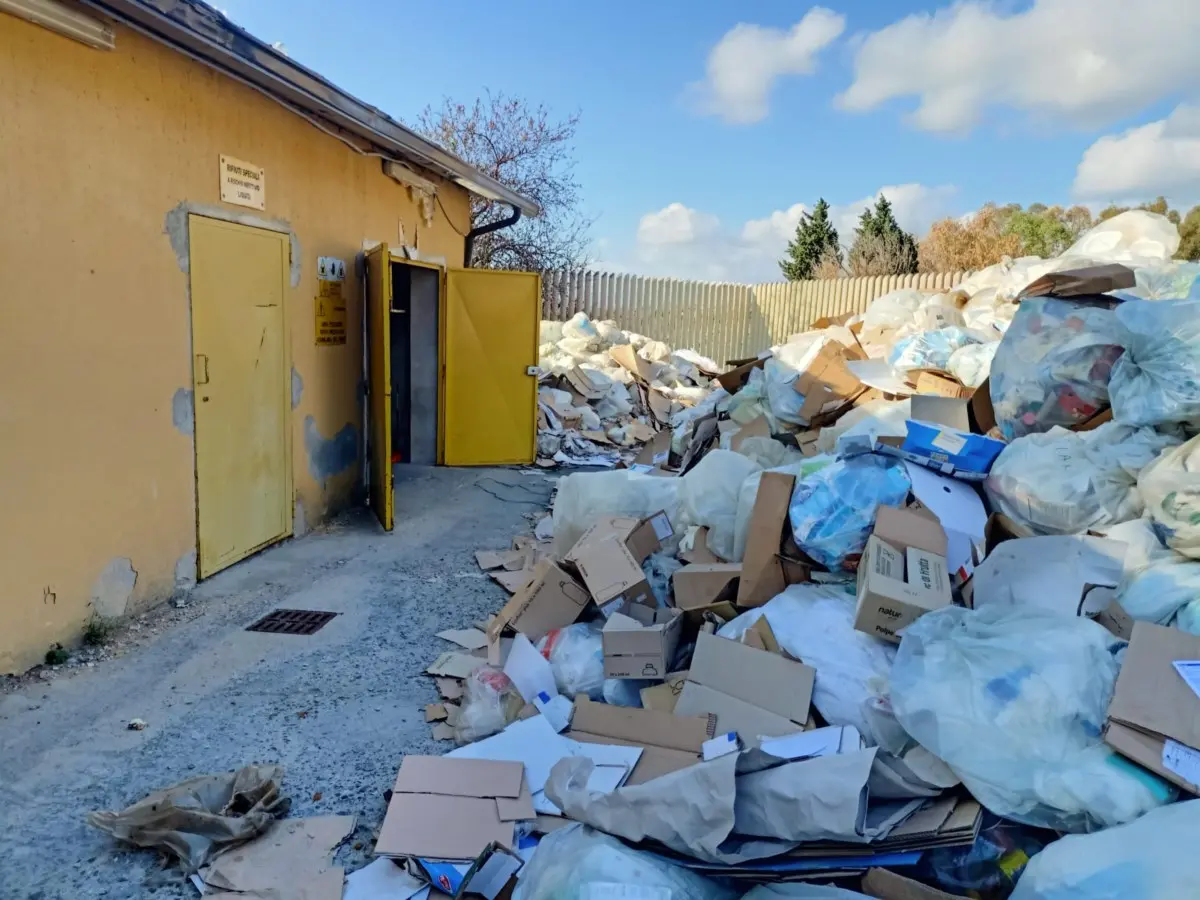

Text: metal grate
xmin=245 ymin=608 xmax=337 ymax=635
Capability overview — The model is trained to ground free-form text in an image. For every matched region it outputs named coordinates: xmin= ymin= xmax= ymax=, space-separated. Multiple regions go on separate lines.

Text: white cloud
xmin=839 ymin=0 xmax=1200 ymax=133
xmin=693 ymin=8 xmax=846 ymax=125
xmin=1074 ymin=105 xmax=1200 ymax=201
xmin=622 ymin=184 xmax=957 ymax=282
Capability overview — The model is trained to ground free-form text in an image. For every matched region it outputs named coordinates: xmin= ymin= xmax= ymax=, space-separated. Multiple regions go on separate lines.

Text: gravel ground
xmin=0 ymin=465 xmax=556 ymax=900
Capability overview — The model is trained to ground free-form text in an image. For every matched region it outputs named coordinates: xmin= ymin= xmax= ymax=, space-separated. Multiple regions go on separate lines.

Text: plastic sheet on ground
xmin=1010 ymin=799 xmax=1200 ymax=900
xmin=988 ymin=297 xmax=1124 ymax=440
xmin=788 ymin=454 xmax=911 ymax=571
xmin=890 ymin=605 xmax=1174 ymax=833
xmin=511 ymin=823 xmax=738 ymax=900
xmin=552 ymin=469 xmax=683 ymax=555
xmin=1109 ymin=299 xmax=1200 ymax=426
xmin=985 ymin=422 xmax=1179 ymax=535
xmin=87 ymin=765 xmax=290 ymax=873
xmin=1137 ymin=433 xmax=1200 ymax=559
xmin=678 ymin=450 xmax=764 ymax=562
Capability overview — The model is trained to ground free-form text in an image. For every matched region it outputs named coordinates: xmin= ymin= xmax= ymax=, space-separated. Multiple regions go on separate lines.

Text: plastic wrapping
xmin=1119 ymin=260 xmax=1200 ymax=301
xmin=512 ymin=824 xmax=737 ymax=900
xmin=1009 ymin=799 xmax=1200 ymax=900
xmin=732 ymin=435 xmax=805 ymax=469
xmin=788 ymin=454 xmax=911 ymax=571
xmin=1137 ymin=433 xmax=1200 ymax=559
xmin=989 ymin=297 xmax=1124 ymax=440
xmin=816 ymin=399 xmax=911 ymax=455
xmin=454 ymin=667 xmax=519 ymax=745
xmin=890 ymin=605 xmax=1174 ymax=832
xmin=1062 ymin=209 xmax=1181 ymax=265
xmin=677 ymin=450 xmax=763 ymax=561
xmin=538 ymin=623 xmax=605 ymax=700
xmin=643 ymin=551 xmax=684 ymax=607
xmin=887 ymin=327 xmax=980 ymax=372
xmin=918 ymin=815 xmax=1050 ymax=900
xmin=1109 ymin=299 xmax=1200 ymax=426
xmin=561 ymin=312 xmax=603 ymax=348
xmin=1103 ymin=518 xmax=1200 ymax=625
xmin=985 ymin=422 xmax=1179 ymax=535
xmin=602 ymin=677 xmax=653 ymax=708
xmin=858 ymin=289 xmax=926 ymax=351
xmin=718 ymin=584 xmax=897 ymax=744
xmin=947 ymin=340 xmax=999 ymax=389
xmin=552 ymin=470 xmax=683 ymax=555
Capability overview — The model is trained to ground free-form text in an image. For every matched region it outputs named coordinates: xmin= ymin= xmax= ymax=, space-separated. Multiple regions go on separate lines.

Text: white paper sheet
xmin=503 ymin=634 xmax=559 ymax=703
xmin=903 ymin=461 xmax=987 ymax=575
xmin=343 ymin=859 xmax=428 ymax=900
xmin=1173 ymin=661 xmax=1200 ymax=701
xmin=532 ymin=764 xmax=631 ymax=814
xmin=759 ymin=725 xmax=862 ymax=760
xmin=447 ymin=716 xmax=574 ymax=793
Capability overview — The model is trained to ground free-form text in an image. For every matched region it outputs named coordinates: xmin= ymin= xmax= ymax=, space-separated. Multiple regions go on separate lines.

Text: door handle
xmin=525 ymin=366 xmax=538 ymax=376
xmin=195 ymin=353 xmax=210 ymax=385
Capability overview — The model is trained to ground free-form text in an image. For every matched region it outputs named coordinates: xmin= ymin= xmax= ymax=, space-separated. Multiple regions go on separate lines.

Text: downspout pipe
xmin=464 ymin=205 xmax=522 ymax=268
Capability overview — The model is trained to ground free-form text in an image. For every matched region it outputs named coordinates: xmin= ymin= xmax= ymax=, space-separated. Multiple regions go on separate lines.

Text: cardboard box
xmin=672 ymin=563 xmax=741 ymax=611
xmin=861 ymin=868 xmax=966 ymax=900
xmin=488 ymin=559 xmax=590 ymax=642
xmin=788 ymin=341 xmax=864 ymax=424
xmin=1105 ymin=622 xmax=1200 ymax=794
xmin=673 ymin=632 xmax=813 ymax=741
xmin=855 ymin=506 xmax=952 ymax=643
xmin=601 ymin=606 xmax=683 ymax=679
xmin=737 ymin=472 xmax=796 ymax=608
xmin=564 ymin=512 xmax=672 ymax=614
xmin=678 ymin=526 xmax=725 ymax=565
xmin=875 ymin=395 xmax=1005 ymax=480
xmin=639 ymin=672 xmax=688 ymax=713
xmin=568 ymin=696 xmax=714 ymax=784
xmin=1017 ymin=263 xmax=1135 ymax=299
xmin=911 ymin=369 xmax=974 ymax=400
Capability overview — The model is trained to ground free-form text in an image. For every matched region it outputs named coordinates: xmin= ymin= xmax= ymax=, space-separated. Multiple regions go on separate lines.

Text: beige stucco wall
xmin=0 ymin=12 xmax=472 ymax=672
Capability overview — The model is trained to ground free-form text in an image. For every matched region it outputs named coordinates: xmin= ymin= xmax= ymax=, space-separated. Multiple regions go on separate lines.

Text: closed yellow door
xmin=365 ymin=244 xmax=393 ymax=530
xmin=189 ymin=216 xmax=291 ymax=577
xmin=442 ymin=269 xmax=540 ymax=466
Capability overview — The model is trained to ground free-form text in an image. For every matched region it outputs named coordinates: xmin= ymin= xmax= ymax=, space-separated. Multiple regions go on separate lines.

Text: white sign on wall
xmin=219 ymin=154 xmax=266 ymax=210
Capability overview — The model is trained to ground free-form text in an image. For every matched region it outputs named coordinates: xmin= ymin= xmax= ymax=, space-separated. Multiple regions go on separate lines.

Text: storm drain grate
xmin=246 ymin=608 xmax=337 ymax=635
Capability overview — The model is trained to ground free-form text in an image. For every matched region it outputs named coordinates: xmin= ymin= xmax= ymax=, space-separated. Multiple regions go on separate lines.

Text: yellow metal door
xmin=189 ymin=216 xmax=291 ymax=577
xmin=442 ymin=269 xmax=540 ymax=466
xmin=365 ymin=244 xmax=394 ymax=530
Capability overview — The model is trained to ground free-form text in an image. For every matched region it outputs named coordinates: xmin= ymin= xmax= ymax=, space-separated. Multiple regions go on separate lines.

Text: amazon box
xmin=564 ymin=512 xmax=673 ymax=615
xmin=855 ymin=506 xmax=952 ymax=643
xmin=602 ymin=605 xmax=683 ymax=680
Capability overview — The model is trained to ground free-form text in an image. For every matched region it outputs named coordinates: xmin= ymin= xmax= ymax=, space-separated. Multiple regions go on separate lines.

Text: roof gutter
xmin=79 ymin=0 xmax=541 ymax=218
xmin=464 ymin=206 xmax=522 ymax=268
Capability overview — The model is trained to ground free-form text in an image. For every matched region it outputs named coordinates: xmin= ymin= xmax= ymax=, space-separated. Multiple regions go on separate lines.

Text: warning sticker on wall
xmin=219 ymin=155 xmax=265 ymax=210
xmin=315 ymin=279 xmax=347 ymax=346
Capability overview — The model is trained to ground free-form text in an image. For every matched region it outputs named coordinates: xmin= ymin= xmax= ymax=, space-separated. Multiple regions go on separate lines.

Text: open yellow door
xmin=365 ymin=244 xmax=394 ymax=530
xmin=442 ymin=268 xmax=540 ymax=466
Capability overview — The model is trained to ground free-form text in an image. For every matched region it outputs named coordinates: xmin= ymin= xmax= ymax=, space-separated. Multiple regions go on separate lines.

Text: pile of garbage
xmin=88 ymin=210 xmax=1200 ymax=900
xmin=534 ymin=315 xmax=722 ymax=467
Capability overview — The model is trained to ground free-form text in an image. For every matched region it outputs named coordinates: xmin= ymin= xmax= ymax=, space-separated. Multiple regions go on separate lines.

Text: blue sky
xmin=219 ymin=0 xmax=1200 ymax=281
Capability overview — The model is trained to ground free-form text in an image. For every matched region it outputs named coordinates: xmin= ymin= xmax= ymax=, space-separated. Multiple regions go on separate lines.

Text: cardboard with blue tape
xmin=875 ymin=395 xmax=1005 ymax=480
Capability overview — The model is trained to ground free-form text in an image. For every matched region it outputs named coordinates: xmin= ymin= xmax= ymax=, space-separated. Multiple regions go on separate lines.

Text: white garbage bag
xmin=678 ymin=450 xmax=763 ymax=562
xmin=816 ymin=398 xmax=911 ymax=455
xmin=512 ymin=824 xmax=737 ymax=900
xmin=719 ymin=584 xmax=896 ymax=744
xmin=887 ymin=327 xmax=980 ymax=373
xmin=1063 ymin=210 xmax=1180 ymax=265
xmin=733 ymin=436 xmax=805 ymax=470
xmin=988 ymin=297 xmax=1124 ymax=440
xmin=539 ymin=320 xmax=564 ymax=344
xmin=538 ymin=622 xmax=605 ymax=700
xmin=1137 ymin=433 xmax=1200 ymax=559
xmin=594 ymin=382 xmax=633 ymax=420
xmin=640 ymin=340 xmax=673 ymax=363
xmin=890 ymin=605 xmax=1174 ymax=832
xmin=1109 ymin=299 xmax=1200 ymax=426
xmin=788 ymin=454 xmax=911 ymax=571
xmin=1010 ymin=799 xmax=1200 ymax=900
xmin=551 ymin=470 xmax=683 ymax=555
xmin=561 ymin=311 xmax=603 ymax=348
xmin=1119 ymin=260 xmax=1200 ymax=301
xmin=946 ymin=341 xmax=999 ymax=389
xmin=985 ymin=422 xmax=1180 ymax=535
xmin=1103 ymin=518 xmax=1200 ymax=624
xmin=595 ymin=320 xmax=627 ymax=347
xmin=859 ymin=289 xmax=925 ymax=349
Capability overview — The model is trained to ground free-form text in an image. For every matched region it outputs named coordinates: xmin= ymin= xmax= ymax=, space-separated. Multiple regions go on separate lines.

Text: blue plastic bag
xmin=788 ymin=454 xmax=911 ymax=572
xmin=1109 ymin=299 xmax=1200 ymax=426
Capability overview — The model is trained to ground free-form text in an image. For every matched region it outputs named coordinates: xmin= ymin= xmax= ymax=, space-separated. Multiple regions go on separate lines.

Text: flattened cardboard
xmin=488 ymin=559 xmax=590 ymax=642
xmin=730 ymin=415 xmax=771 ymax=452
xmin=633 ymin=430 xmax=672 ymax=469
xmin=1017 ymin=263 xmax=1135 ymax=299
xmin=393 ymin=757 xmax=523 ymax=798
xmin=855 ymin=507 xmax=952 ymax=644
xmin=437 ymin=628 xmax=489 ymax=651
xmin=790 ymin=341 xmax=863 ymax=423
xmin=609 ymin=344 xmax=657 ymax=384
xmin=568 ymin=696 xmax=713 ymax=784
xmin=490 ymin=569 xmax=534 ymax=594
xmin=426 ymin=704 xmax=448 ymax=722
xmin=475 ymin=550 xmax=524 ymax=571
xmin=601 ymin=607 xmax=683 ymax=679
xmin=564 ymin=366 xmax=607 ymax=400
xmin=672 ymin=563 xmax=741 ymax=611
xmin=737 ymin=472 xmax=796 ymax=608
xmin=674 ymin=682 xmax=801 ymax=741
xmin=862 ymin=867 xmax=965 ymax=900
xmin=715 ymin=357 xmax=767 ymax=393
xmin=687 ymin=632 xmax=814 ymax=726
xmin=565 ymin=513 xmax=668 ymax=611
xmin=1105 ymin=622 xmax=1200 ymax=793
xmin=436 ymin=678 xmax=464 ymax=700
xmin=426 ymin=652 xmax=482 ymax=679
xmin=375 ymin=793 xmax=511 ymax=861
xmin=679 ymin=526 xmax=724 ymax=565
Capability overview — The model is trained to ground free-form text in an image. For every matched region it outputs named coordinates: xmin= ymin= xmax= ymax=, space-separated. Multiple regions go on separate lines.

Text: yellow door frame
xmin=187 ymin=214 xmax=293 ymax=577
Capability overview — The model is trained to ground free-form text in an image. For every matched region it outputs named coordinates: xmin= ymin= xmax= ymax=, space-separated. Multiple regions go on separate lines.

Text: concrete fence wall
xmin=542 ymin=270 xmax=970 ymax=361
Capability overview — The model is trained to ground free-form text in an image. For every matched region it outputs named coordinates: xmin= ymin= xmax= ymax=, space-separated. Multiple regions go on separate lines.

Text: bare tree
xmin=811 ymin=245 xmax=847 ymax=279
xmin=846 ymin=230 xmax=915 ymax=277
xmin=414 ymin=92 xmax=591 ymax=271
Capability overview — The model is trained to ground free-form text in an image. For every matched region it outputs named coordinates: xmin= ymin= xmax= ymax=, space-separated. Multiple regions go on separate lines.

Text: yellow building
xmin=0 ymin=0 xmax=541 ymax=673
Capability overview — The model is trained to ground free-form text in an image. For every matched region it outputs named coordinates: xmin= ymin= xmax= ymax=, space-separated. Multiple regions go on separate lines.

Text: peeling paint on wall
xmin=163 ymin=202 xmax=302 ymax=286
xmin=303 ymin=416 xmax=358 ymax=485
xmin=172 ymin=387 xmax=194 ymax=436
xmin=293 ymin=498 xmax=309 ymax=538
xmin=291 ymin=366 xmax=304 ymax=409
xmin=92 ymin=558 xmax=137 ymax=619
xmin=174 ymin=550 xmax=197 ymax=592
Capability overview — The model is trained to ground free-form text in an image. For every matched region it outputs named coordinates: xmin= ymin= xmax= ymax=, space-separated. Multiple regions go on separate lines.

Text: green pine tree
xmin=779 ymin=199 xmax=841 ymax=281
xmin=847 ymin=196 xmax=918 ymax=275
